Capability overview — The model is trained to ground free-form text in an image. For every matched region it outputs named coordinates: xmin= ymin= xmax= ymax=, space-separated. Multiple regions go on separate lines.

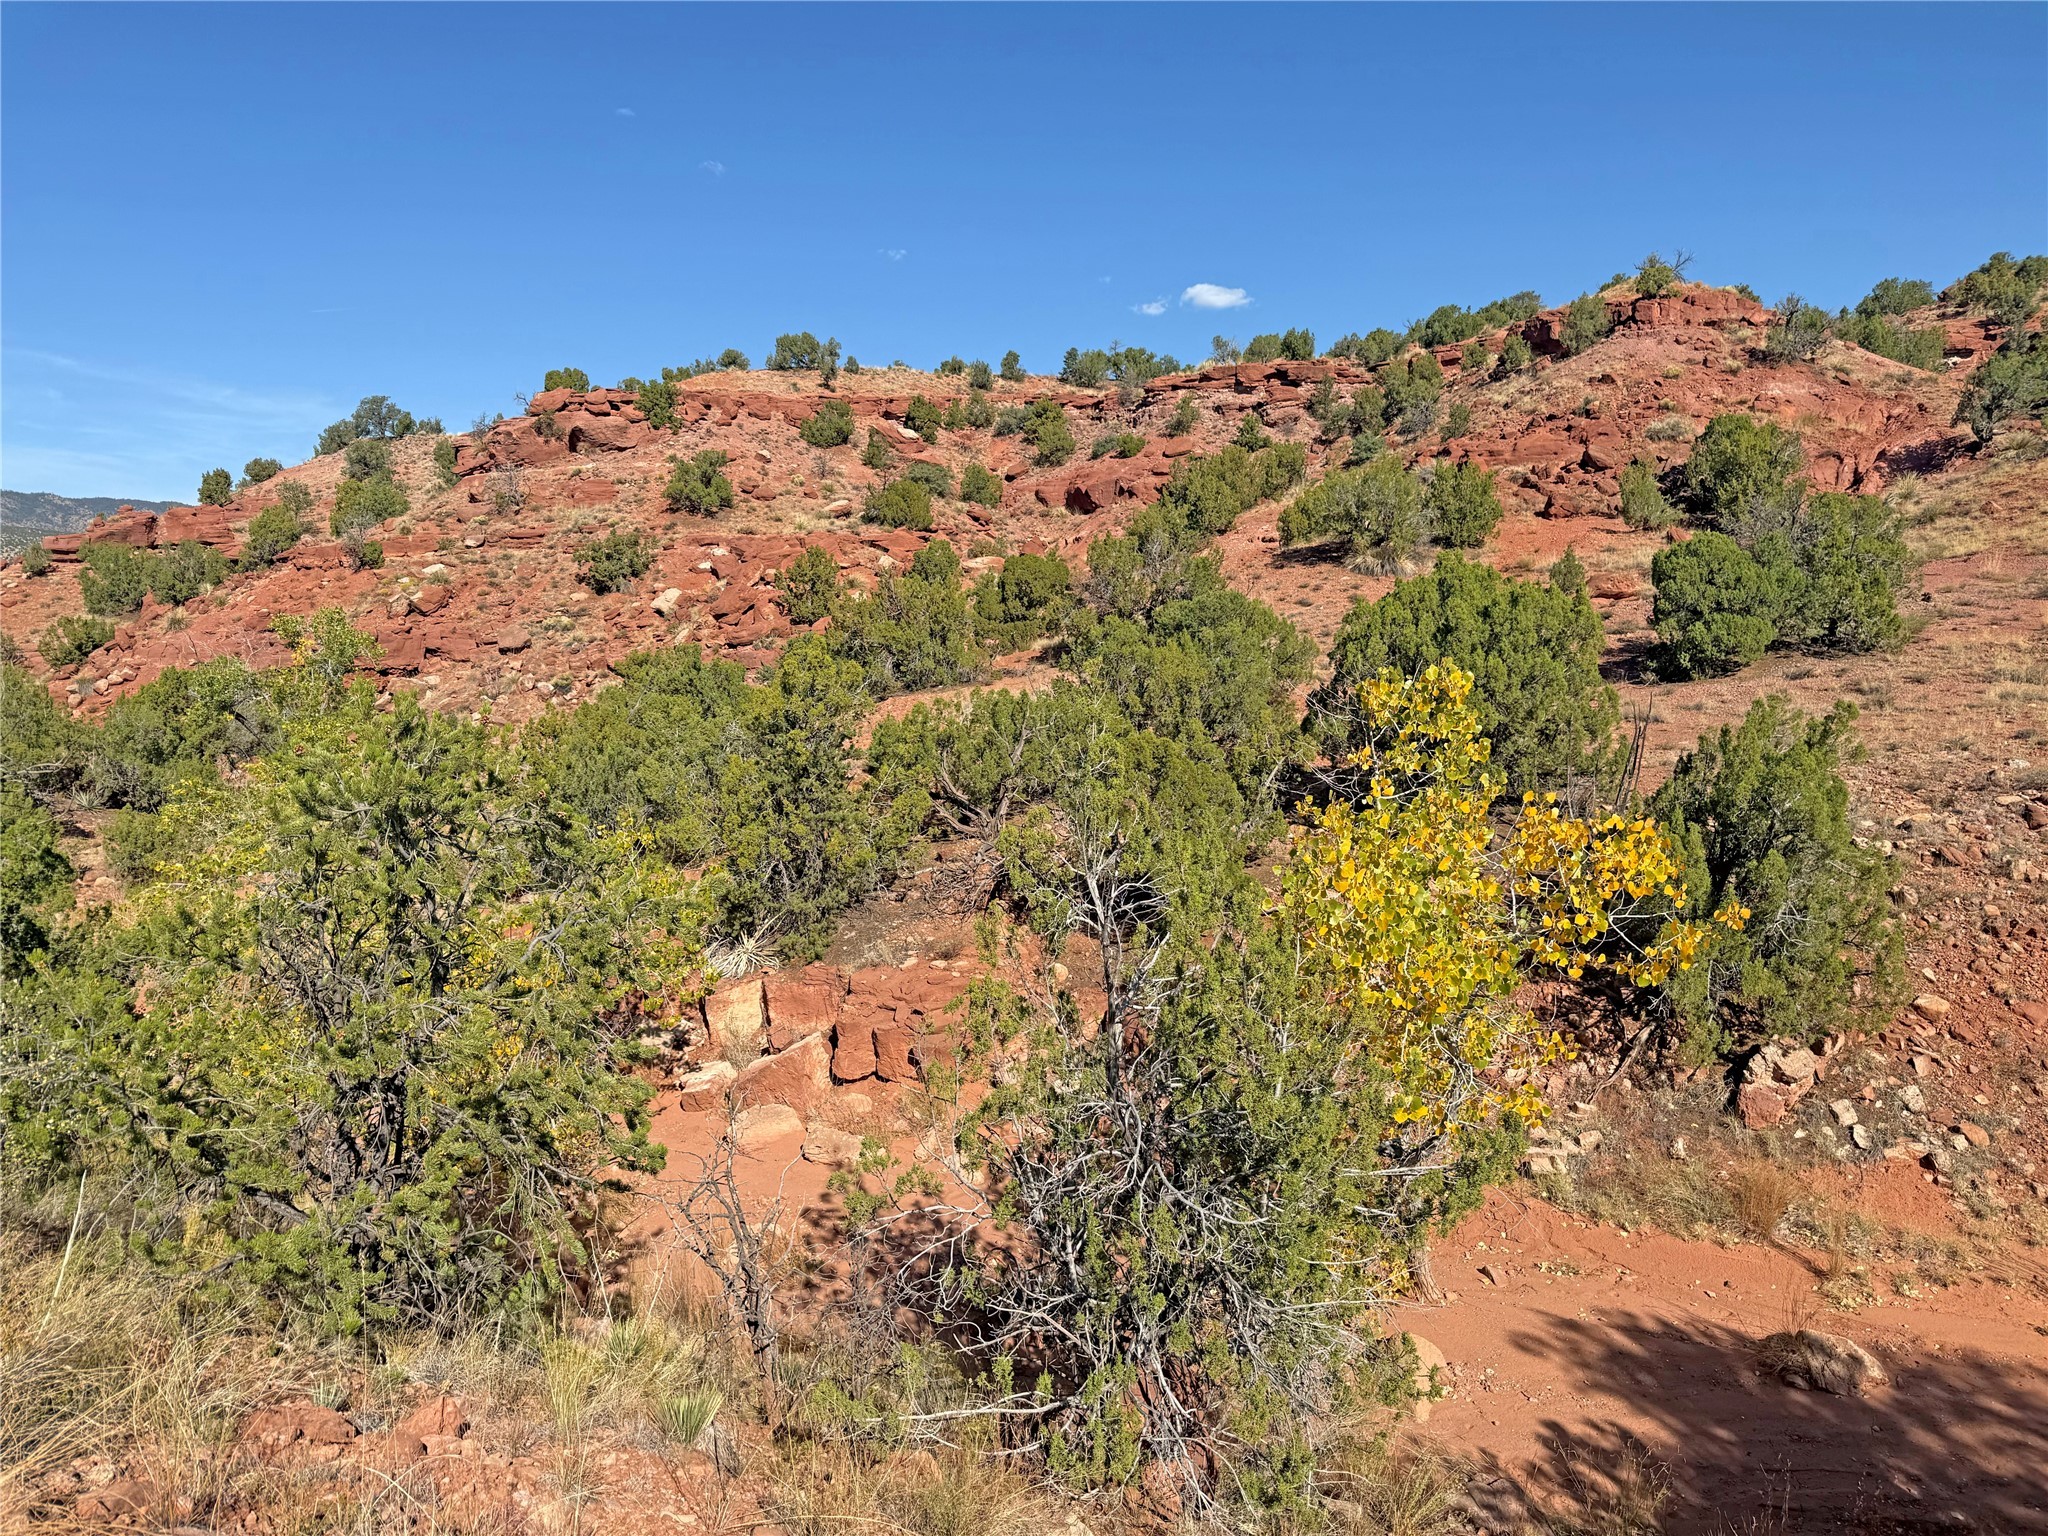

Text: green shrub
xmin=197 ymin=468 xmax=233 ymax=506
xmin=330 ymin=474 xmax=409 ymax=536
xmin=940 ymin=397 xmax=969 ymax=432
xmin=937 ymin=356 xmax=966 ymax=377
xmin=1381 ymin=352 xmax=1443 ymax=435
xmin=768 ymin=333 xmax=830 ymax=371
xmin=576 ymin=530 xmax=655 ymax=594
xmin=1276 ymin=457 xmax=1429 ymax=572
xmin=1310 ymin=553 xmax=1623 ymax=795
xmin=863 ymin=477 xmax=935 ymax=531
xmin=1836 ymin=312 xmax=1944 ymax=371
xmin=799 ymin=398 xmax=855 ymax=447
xmin=2 ymin=782 xmax=72 ymax=966
xmin=78 ymin=543 xmax=152 ymax=616
xmin=1650 ymin=532 xmax=1790 ymax=677
xmin=1560 ymin=293 xmax=1612 ymax=355
xmin=967 ymin=359 xmax=994 ymax=390
xmin=1648 ymin=698 xmax=1903 ymax=1062
xmin=1947 ymin=251 xmax=2047 ymax=329
xmin=147 ymin=541 xmax=228 ymax=607
xmin=972 ymin=551 xmax=1072 ymax=651
xmin=962 ymin=388 xmax=995 ymax=429
xmin=777 ymin=545 xmax=841 ymax=625
xmin=1439 ymin=401 xmax=1473 ymax=441
xmin=238 ymin=502 xmax=305 ymax=569
xmin=905 ymin=395 xmax=943 ymax=443
xmin=1029 ymin=401 xmax=1075 ymax=467
xmin=241 ymin=457 xmax=282 ymax=487
xmin=903 ymin=460 xmax=954 ymax=500
xmin=86 ymin=657 xmax=279 ymax=811
xmin=1857 ymin=277 xmax=1935 ymax=316
xmin=1091 ymin=431 xmax=1146 ymax=459
xmin=1618 ymin=457 xmax=1676 ymax=529
xmin=543 ymin=367 xmax=590 ymax=393
xmin=1954 ymin=334 xmax=2048 ymax=447
xmin=342 ymin=439 xmax=391 ymax=482
xmin=343 ymin=534 xmax=384 ymax=571
xmin=1645 ymin=414 xmax=1692 ymax=443
xmin=1242 ymin=328 xmax=1315 ymax=363
xmin=431 ymin=437 xmax=459 ymax=488
xmin=1459 ymin=341 xmax=1491 ymax=376
xmin=1232 ymin=414 xmax=1271 ymax=452
xmin=830 ymin=538 xmax=979 ymax=696
xmin=1211 ymin=335 xmax=1243 ymax=363
xmin=1348 ymin=385 xmax=1388 ymax=437
xmin=1326 ymin=328 xmax=1403 ymax=366
xmin=960 ymin=463 xmax=1003 ymax=507
xmin=861 ymin=428 xmax=894 ymax=472
xmin=664 ymin=450 xmax=735 ymax=515
xmin=1426 ymin=459 xmax=1502 ymax=547
xmin=20 ymin=543 xmax=51 ymax=577
xmin=1782 ymin=493 xmax=1911 ymax=653
xmin=1634 ymin=251 xmax=1687 ymax=298
xmin=1058 ymin=348 xmax=1110 ymax=387
xmin=1164 ymin=395 xmax=1200 ymax=437
xmin=1494 ymin=332 xmax=1533 ymax=376
xmin=1762 ymin=295 xmax=1831 ymax=363
xmin=634 ymin=380 xmax=680 ymax=429
xmin=273 ymin=479 xmax=314 ymax=520
xmin=1681 ymin=413 xmax=1805 ymax=534
xmin=39 ymin=614 xmax=115 ymax=669
xmin=313 ymin=395 xmax=426 ymax=457
xmin=999 ymin=350 xmax=1024 ymax=382
xmin=716 ymin=348 xmax=750 ymax=371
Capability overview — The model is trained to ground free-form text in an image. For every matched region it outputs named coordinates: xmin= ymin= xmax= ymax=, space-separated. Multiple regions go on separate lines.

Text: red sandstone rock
xmin=766 ymin=967 xmax=844 ymax=1051
xmin=733 ymin=1033 xmax=832 ymax=1116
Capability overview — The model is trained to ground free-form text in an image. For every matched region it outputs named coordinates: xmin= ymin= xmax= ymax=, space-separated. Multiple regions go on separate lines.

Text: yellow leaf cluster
xmin=1281 ymin=663 xmax=1737 ymax=1138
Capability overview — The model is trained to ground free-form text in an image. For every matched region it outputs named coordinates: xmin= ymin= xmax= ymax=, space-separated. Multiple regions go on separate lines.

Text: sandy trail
xmin=1404 ymin=1190 xmax=2048 ymax=1534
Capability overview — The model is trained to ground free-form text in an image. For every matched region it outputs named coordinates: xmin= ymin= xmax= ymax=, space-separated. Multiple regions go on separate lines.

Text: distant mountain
xmin=0 ymin=490 xmax=180 ymax=553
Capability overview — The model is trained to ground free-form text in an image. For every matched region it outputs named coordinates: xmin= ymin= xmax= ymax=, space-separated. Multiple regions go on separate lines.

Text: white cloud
xmin=1132 ymin=298 xmax=1168 ymax=317
xmin=699 ymin=159 xmax=726 ymax=175
xmin=880 ymin=248 xmax=907 ymax=262
xmin=1181 ymin=283 xmax=1251 ymax=310
xmin=2 ymin=347 xmax=342 ymax=500
xmin=616 ymin=107 xmax=635 ymax=117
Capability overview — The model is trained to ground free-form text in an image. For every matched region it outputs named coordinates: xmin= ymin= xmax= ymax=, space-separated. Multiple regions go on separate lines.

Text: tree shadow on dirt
xmin=1464 ymin=1309 xmax=2047 ymax=1534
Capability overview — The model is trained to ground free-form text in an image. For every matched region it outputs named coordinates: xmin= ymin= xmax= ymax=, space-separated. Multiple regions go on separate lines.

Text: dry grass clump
xmin=0 ymin=1227 xmax=335 ymax=1524
xmin=767 ymin=1439 xmax=1051 ymax=1536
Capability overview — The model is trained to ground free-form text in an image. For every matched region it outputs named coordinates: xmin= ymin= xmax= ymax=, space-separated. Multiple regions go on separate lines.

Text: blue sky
xmin=4 ymin=3 xmax=2043 ymax=501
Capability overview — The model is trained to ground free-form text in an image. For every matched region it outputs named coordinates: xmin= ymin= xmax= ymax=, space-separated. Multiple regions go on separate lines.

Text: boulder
xmin=733 ymin=1103 xmax=804 ymax=1153
xmin=156 ymin=504 xmax=234 ymax=546
xmin=832 ymin=1018 xmax=878 ymax=1082
xmin=1737 ymin=1040 xmax=1822 ymax=1127
xmin=395 ymin=1393 xmax=468 ymax=1440
xmin=1762 ymin=1330 xmax=1889 ymax=1396
xmin=76 ymin=1479 xmax=158 ymax=1522
xmin=802 ymin=1124 xmax=865 ymax=1169
xmin=765 ymin=967 xmax=844 ymax=1051
xmin=651 ymin=587 xmax=684 ymax=618
xmin=733 ymin=1033 xmax=831 ymax=1117
xmin=677 ymin=1059 xmax=738 ymax=1111
xmin=242 ymin=1400 xmax=358 ymax=1463
xmin=704 ymin=977 xmax=766 ymax=1058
